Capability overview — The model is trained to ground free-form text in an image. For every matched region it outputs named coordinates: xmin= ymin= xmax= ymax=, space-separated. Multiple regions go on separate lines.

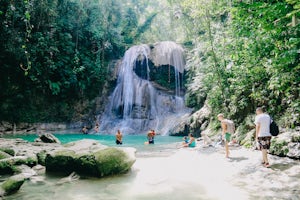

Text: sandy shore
xmin=129 ymin=142 xmax=300 ymax=200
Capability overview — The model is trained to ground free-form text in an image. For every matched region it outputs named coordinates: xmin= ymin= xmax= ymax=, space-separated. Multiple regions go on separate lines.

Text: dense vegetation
xmin=180 ymin=0 xmax=300 ymax=129
xmin=0 ymin=0 xmax=162 ymax=123
xmin=0 ymin=0 xmax=299 ymax=132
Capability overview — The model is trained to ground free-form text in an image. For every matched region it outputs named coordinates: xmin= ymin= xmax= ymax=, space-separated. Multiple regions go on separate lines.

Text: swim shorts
xmin=258 ymin=136 xmax=271 ymax=150
xmin=116 ymin=140 xmax=122 ymax=145
xmin=225 ymin=133 xmax=231 ymax=142
xmin=149 ymin=140 xmax=154 ymax=144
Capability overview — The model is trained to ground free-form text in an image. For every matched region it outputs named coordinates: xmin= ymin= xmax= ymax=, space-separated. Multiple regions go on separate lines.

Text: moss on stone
xmin=37 ymin=150 xmax=47 ymax=166
xmin=270 ymin=139 xmax=289 ymax=157
xmin=74 ymin=154 xmax=99 ymax=176
xmin=0 ymin=148 xmax=15 ymax=157
xmin=0 ymin=151 xmax=12 ymax=160
xmin=45 ymin=150 xmax=76 ymax=174
xmin=291 ymin=133 xmax=300 ymax=143
xmin=94 ymin=148 xmax=132 ymax=177
xmin=14 ymin=157 xmax=37 ymax=167
xmin=0 ymin=161 xmax=15 ymax=175
xmin=1 ymin=175 xmax=25 ymax=195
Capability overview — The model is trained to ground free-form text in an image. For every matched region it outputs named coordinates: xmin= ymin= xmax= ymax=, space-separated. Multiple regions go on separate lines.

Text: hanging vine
xmin=19 ymin=0 xmax=33 ymax=75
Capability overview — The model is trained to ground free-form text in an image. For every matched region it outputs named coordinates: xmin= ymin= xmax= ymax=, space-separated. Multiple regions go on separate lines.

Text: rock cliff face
xmin=168 ymin=102 xmax=211 ymax=137
xmin=99 ymin=41 xmax=191 ymax=135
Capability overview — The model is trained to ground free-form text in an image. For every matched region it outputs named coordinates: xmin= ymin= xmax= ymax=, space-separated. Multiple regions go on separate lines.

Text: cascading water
xmin=99 ymin=41 xmax=191 ymax=135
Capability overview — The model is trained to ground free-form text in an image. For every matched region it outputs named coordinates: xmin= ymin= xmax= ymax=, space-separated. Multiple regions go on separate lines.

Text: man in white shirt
xmin=255 ymin=107 xmax=272 ymax=168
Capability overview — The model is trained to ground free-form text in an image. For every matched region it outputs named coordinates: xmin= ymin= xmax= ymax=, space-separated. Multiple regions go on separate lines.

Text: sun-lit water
xmin=3 ymin=134 xmax=299 ymax=200
xmin=4 ymin=133 xmax=182 ymax=157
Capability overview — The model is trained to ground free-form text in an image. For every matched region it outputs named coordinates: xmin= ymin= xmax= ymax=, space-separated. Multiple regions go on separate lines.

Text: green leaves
xmin=183 ymin=0 xmax=300 ymax=127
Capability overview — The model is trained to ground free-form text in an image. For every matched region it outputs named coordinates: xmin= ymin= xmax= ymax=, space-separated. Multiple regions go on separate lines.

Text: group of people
xmin=81 ymin=123 xmax=99 ymax=134
xmin=82 ymin=107 xmax=273 ymax=168
xmin=114 ymin=129 xmax=157 ymax=145
xmin=179 ymin=106 xmax=272 ymax=168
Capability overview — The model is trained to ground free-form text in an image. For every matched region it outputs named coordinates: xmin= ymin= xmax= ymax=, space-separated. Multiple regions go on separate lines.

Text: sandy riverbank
xmin=128 ymin=143 xmax=300 ymax=200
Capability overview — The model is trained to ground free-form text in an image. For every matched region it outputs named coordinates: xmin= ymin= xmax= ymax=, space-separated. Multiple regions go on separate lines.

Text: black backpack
xmin=270 ymin=119 xmax=279 ymax=136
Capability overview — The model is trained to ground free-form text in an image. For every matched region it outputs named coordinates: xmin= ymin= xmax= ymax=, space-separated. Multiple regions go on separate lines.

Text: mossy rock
xmin=74 ymin=154 xmax=99 ymax=176
xmin=44 ymin=147 xmax=135 ymax=177
xmin=0 ymin=151 xmax=12 ymax=160
xmin=1 ymin=175 xmax=25 ymax=195
xmin=94 ymin=148 xmax=134 ymax=177
xmin=37 ymin=150 xmax=47 ymax=166
xmin=0 ymin=161 xmax=15 ymax=175
xmin=270 ymin=138 xmax=289 ymax=157
xmin=45 ymin=150 xmax=76 ymax=174
xmin=291 ymin=133 xmax=300 ymax=143
xmin=0 ymin=148 xmax=15 ymax=157
xmin=14 ymin=156 xmax=37 ymax=167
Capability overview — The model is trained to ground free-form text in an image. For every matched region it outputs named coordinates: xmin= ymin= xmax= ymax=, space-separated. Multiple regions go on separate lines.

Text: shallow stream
xmin=2 ymin=134 xmax=300 ymax=200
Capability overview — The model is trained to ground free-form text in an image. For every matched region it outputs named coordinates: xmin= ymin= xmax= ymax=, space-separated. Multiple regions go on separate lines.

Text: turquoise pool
xmin=4 ymin=133 xmax=183 ymax=156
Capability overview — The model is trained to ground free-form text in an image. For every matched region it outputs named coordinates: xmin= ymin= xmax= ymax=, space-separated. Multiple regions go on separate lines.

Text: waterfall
xmin=99 ymin=41 xmax=191 ymax=135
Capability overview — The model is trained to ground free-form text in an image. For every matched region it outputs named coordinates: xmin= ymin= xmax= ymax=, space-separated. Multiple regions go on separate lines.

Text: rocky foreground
xmin=0 ymin=134 xmax=136 ymax=197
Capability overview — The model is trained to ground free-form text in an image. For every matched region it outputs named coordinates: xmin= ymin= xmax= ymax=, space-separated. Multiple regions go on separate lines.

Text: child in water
xmin=182 ymin=134 xmax=196 ymax=148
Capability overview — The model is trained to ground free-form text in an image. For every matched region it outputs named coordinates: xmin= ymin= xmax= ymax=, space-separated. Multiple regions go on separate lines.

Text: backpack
xmin=270 ymin=119 xmax=279 ymax=136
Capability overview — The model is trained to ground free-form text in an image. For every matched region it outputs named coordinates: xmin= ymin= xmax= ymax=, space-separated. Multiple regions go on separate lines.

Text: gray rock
xmin=32 ymin=164 xmax=46 ymax=175
xmin=270 ymin=130 xmax=300 ymax=159
xmin=287 ymin=143 xmax=300 ymax=159
xmin=16 ymin=165 xmax=37 ymax=179
xmin=35 ymin=133 xmax=61 ymax=144
xmin=168 ymin=102 xmax=211 ymax=137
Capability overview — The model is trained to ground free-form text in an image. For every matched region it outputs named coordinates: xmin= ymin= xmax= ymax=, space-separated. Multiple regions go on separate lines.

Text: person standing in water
xmin=115 ymin=130 xmax=123 ymax=145
xmin=145 ymin=129 xmax=155 ymax=144
xmin=217 ymin=114 xmax=235 ymax=158
xmin=82 ymin=126 xmax=88 ymax=134
xmin=255 ymin=107 xmax=272 ymax=168
xmin=94 ymin=123 xmax=99 ymax=132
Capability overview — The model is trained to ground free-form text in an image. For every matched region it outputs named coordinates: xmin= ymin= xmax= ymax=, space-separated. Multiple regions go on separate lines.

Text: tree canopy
xmin=0 ymin=0 xmax=299 ymax=130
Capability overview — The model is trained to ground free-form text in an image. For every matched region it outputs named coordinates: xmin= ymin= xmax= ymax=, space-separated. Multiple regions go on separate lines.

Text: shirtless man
xmin=217 ymin=114 xmax=235 ymax=158
xmin=115 ymin=130 xmax=123 ymax=145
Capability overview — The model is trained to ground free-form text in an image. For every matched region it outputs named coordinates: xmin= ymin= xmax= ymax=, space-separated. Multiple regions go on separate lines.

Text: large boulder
xmin=0 ymin=174 xmax=25 ymax=196
xmin=168 ymin=102 xmax=211 ymax=137
xmin=270 ymin=131 xmax=300 ymax=159
xmin=35 ymin=133 xmax=61 ymax=144
xmin=45 ymin=139 xmax=136 ymax=177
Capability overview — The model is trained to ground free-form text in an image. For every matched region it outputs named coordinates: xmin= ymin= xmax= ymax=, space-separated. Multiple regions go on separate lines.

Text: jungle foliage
xmin=180 ymin=0 xmax=300 ymax=128
xmin=0 ymin=0 xmax=299 ymax=130
xmin=0 ymin=0 xmax=156 ymax=122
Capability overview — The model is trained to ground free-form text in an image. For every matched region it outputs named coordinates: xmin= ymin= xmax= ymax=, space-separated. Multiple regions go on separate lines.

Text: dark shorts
xmin=258 ymin=136 xmax=271 ymax=150
xmin=116 ymin=140 xmax=122 ymax=145
xmin=149 ymin=140 xmax=154 ymax=144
